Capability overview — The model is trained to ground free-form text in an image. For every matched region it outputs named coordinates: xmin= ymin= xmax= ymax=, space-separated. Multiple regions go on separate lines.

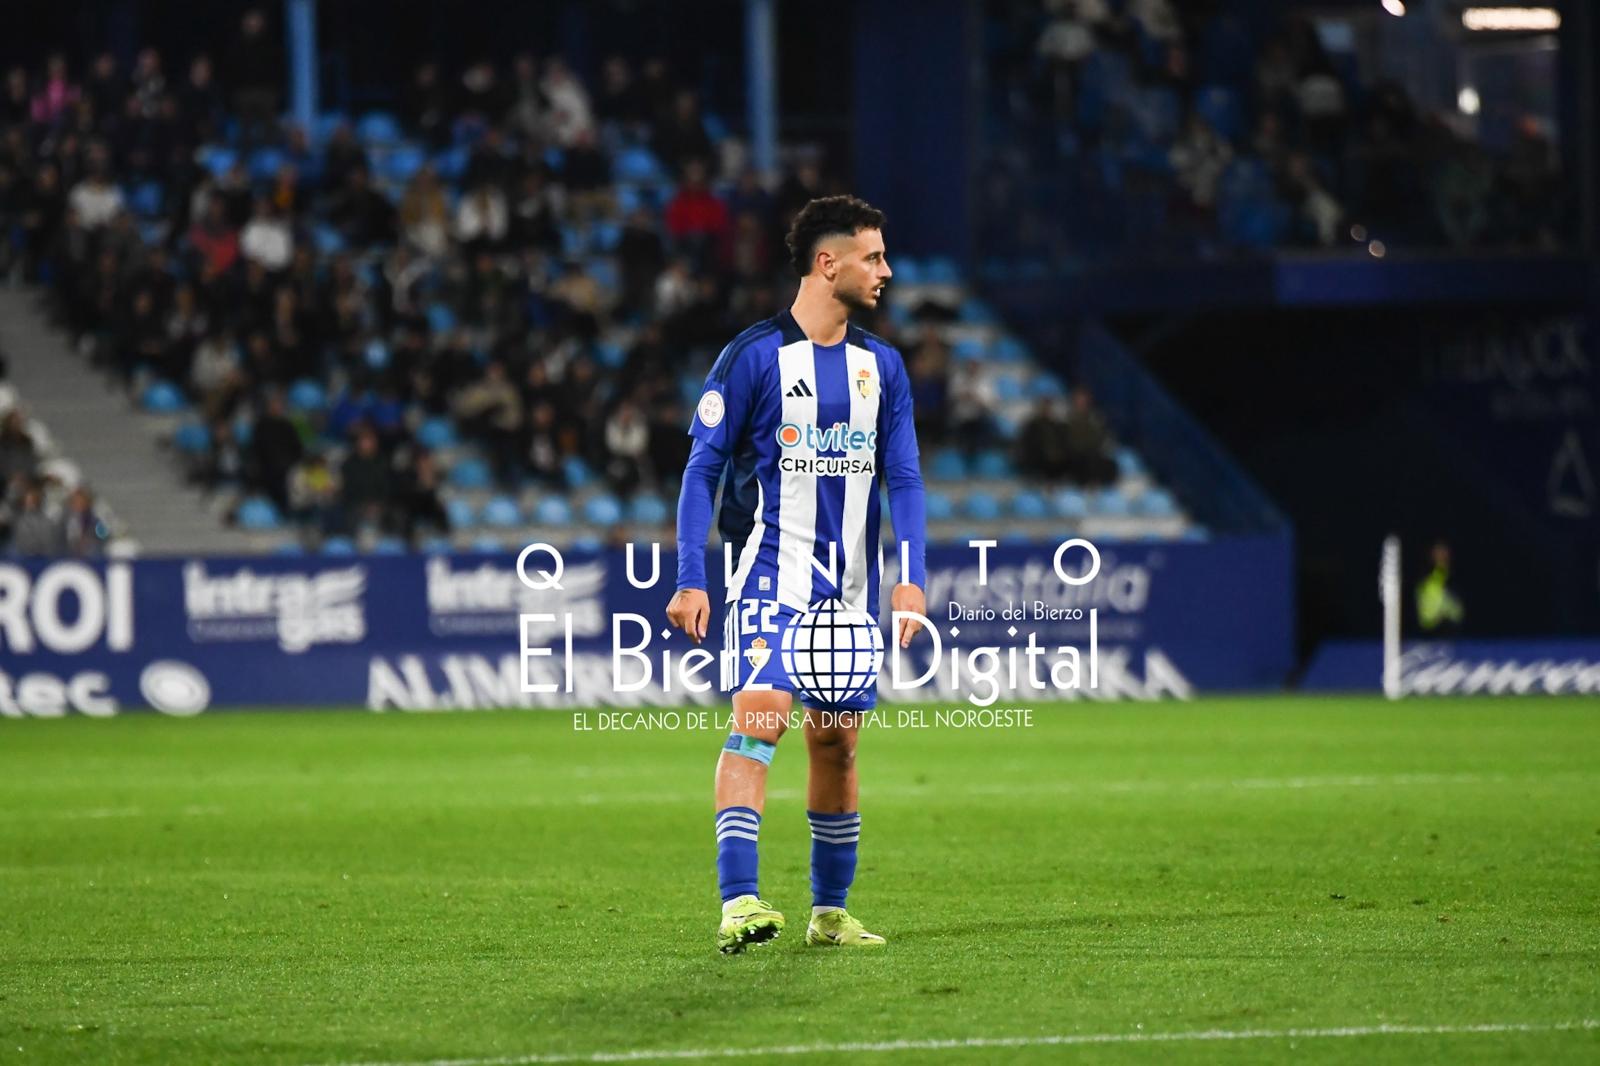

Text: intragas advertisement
xmin=0 ymin=535 xmax=1292 ymax=716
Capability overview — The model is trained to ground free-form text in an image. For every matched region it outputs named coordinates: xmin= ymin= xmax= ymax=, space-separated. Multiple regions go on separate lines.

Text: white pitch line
xmin=324 ymin=1019 xmax=1600 ymax=1066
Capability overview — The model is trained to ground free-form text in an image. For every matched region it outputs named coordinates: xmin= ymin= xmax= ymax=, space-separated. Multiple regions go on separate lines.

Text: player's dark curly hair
xmin=784 ymin=195 xmax=887 ymax=277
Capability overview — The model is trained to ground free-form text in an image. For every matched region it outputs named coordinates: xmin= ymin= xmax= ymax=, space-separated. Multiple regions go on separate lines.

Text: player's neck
xmin=789 ymin=288 xmax=850 ymax=347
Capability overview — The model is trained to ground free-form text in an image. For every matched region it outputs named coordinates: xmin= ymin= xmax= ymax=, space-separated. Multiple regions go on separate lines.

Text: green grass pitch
xmin=2 ymin=697 xmax=1597 ymax=1065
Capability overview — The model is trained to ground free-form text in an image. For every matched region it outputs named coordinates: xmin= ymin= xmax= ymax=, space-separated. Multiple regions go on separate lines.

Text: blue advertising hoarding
xmin=1303 ymin=638 xmax=1600 ymax=696
xmin=0 ymin=534 xmax=1292 ymax=716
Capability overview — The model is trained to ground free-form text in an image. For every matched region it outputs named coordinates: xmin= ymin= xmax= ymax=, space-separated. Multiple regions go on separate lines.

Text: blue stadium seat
xmin=273 ymin=540 xmax=305 ymax=556
xmin=973 ymin=449 xmax=1011 ymax=479
xmin=586 ymin=257 xmax=621 ymax=293
xmin=1052 ymin=488 xmax=1089 ymax=519
xmin=237 ymin=496 xmax=282 ymax=531
xmin=923 ymin=256 xmax=961 ymax=284
xmin=562 ymin=455 xmax=592 ymax=490
xmin=141 ymin=380 xmax=186 ymax=414
xmin=357 ymin=111 xmax=401 ymax=144
xmin=583 ymin=494 xmax=624 ymax=526
xmin=248 ymin=147 xmax=286 ymax=182
xmin=1095 ymin=487 xmax=1132 ymax=517
xmin=963 ymin=491 xmax=1002 ymax=521
xmin=929 ymin=449 xmax=967 ymax=480
xmin=1180 ymin=525 xmax=1210 ymax=542
xmin=1115 ymin=446 xmax=1146 ymax=479
xmin=416 ymin=416 xmax=457 ymax=450
xmin=1138 ymin=487 xmax=1178 ymax=518
xmin=371 ymin=536 xmax=408 ymax=555
xmin=445 ymin=497 xmax=478 ymax=529
xmin=591 ymin=219 xmax=622 ymax=251
xmin=433 ymin=145 xmax=469 ymax=180
xmin=994 ymin=375 xmax=1025 ymax=403
xmin=448 ymin=457 xmax=493 ymax=490
xmin=702 ymin=113 xmax=730 ymax=142
xmin=958 ymin=297 xmax=996 ymax=324
xmin=481 ymin=495 xmax=524 ymax=529
xmin=470 ymin=536 xmax=505 ymax=554
xmin=174 ymin=421 xmax=211 ymax=454
xmin=891 ymin=257 xmax=921 ymax=284
xmin=313 ymin=112 xmax=348 ymax=144
xmin=924 ymin=490 xmax=955 ymax=522
xmin=128 ymin=182 xmax=163 ymax=218
xmin=614 ymin=146 xmax=664 ymax=182
xmin=571 ymin=534 xmax=604 ymax=553
xmin=379 ymin=144 xmax=427 ymax=184
xmin=533 ymin=496 xmax=573 ymax=525
xmin=425 ymin=303 xmax=457 ymax=334
xmin=1011 ymin=489 xmax=1049 ymax=520
xmin=198 ymin=146 xmax=237 ymax=178
xmin=420 ymin=536 xmax=455 ymax=554
xmin=287 ymin=378 xmax=327 ymax=413
xmin=594 ymin=340 xmax=626 ymax=368
xmin=952 ymin=339 xmax=987 ymax=362
xmin=629 ymin=494 xmax=670 ymax=525
xmin=321 ymin=536 xmax=357 ymax=555
xmin=993 ymin=336 xmax=1030 ymax=363
xmin=232 ymin=414 xmax=253 ymax=447
xmin=1195 ymin=85 xmax=1242 ymax=142
xmin=312 ymin=224 xmax=345 ymax=255
xmin=1028 ymin=374 xmax=1066 ymax=399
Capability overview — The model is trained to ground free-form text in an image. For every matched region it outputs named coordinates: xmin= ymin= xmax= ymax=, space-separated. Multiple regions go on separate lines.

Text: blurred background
xmin=0 ymin=0 xmax=1594 ymax=710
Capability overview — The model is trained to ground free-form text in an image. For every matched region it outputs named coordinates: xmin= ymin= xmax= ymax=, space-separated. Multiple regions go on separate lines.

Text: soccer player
xmin=667 ymin=195 xmax=927 ymax=953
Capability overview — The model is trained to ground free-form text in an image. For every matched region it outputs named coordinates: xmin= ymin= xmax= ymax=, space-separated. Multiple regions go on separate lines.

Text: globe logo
xmin=780 ymin=598 xmax=884 ymax=705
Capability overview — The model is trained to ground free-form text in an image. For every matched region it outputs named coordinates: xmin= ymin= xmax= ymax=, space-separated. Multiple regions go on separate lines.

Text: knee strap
xmin=724 ymin=733 xmax=776 ymax=765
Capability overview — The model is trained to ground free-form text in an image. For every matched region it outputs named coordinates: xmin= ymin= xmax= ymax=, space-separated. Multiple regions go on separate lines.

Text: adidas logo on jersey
xmin=785 ymin=379 xmax=814 ymax=398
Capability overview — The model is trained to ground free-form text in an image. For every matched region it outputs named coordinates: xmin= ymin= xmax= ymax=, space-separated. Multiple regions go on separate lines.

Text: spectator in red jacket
xmin=664 ymin=158 xmax=729 ymax=263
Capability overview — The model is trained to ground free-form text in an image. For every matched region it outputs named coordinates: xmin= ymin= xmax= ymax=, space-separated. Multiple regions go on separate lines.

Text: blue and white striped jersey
xmin=676 ymin=309 xmax=927 ymax=618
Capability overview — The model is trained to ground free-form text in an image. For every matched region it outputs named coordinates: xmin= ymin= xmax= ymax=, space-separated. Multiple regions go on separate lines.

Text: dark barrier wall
xmin=0 ymin=536 xmax=1292 ymax=716
xmin=1123 ymin=306 xmax=1600 ymax=650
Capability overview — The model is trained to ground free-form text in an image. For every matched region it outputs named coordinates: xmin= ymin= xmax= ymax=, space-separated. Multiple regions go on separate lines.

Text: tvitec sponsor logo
xmin=183 ymin=562 xmax=366 ymax=653
xmin=775 ymin=421 xmax=878 ymax=475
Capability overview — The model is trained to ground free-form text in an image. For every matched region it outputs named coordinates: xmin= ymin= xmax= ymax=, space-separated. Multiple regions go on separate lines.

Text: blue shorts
xmin=721 ymin=597 xmax=879 ymax=711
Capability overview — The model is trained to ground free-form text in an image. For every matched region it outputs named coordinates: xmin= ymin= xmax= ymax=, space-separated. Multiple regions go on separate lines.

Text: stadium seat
xmin=1028 ymin=374 xmax=1066 ymax=399
xmin=425 ymin=303 xmax=457 ymax=334
xmin=312 ymin=224 xmax=345 ymax=255
xmin=248 ymin=147 xmax=286 ymax=182
xmin=571 ymin=534 xmax=604 ymax=553
xmin=272 ymin=540 xmax=305 ymax=556
xmin=232 ymin=414 xmax=254 ymax=447
xmin=357 ymin=111 xmax=401 ymax=144
xmin=1138 ymin=487 xmax=1178 ymax=518
xmin=1052 ymin=488 xmax=1089 ymax=519
xmin=583 ymin=494 xmax=624 ymax=526
xmin=591 ymin=219 xmax=622 ymax=251
xmin=445 ymin=497 xmax=478 ymax=529
xmin=561 ymin=455 xmax=592 ymax=490
xmin=173 ymin=421 xmax=211 ymax=454
xmin=973 ymin=449 xmax=1011 ymax=479
xmin=420 ymin=536 xmax=455 ymax=554
xmin=929 ymin=449 xmax=967 ymax=480
xmin=141 ymin=380 xmax=187 ymax=414
xmin=378 ymin=144 xmax=426 ymax=184
xmin=993 ymin=336 xmax=1030 ymax=363
xmin=481 ymin=495 xmax=523 ymax=529
xmin=994 ymin=375 xmax=1025 ymax=403
xmin=891 ymin=257 xmax=921 ymax=284
xmin=320 ymin=536 xmax=357 ymax=555
xmin=236 ymin=496 xmax=282 ymax=531
xmin=448 ymin=457 xmax=493 ymax=490
xmin=470 ymin=535 xmax=505 ymax=554
xmin=594 ymin=340 xmax=626 ymax=368
xmin=923 ymin=256 xmax=961 ymax=284
xmin=1094 ymin=487 xmax=1132 ymax=517
xmin=313 ymin=112 xmax=348 ymax=143
xmin=924 ymin=490 xmax=955 ymax=521
xmin=287 ymin=379 xmax=327 ymax=412
xmin=533 ymin=496 xmax=573 ymax=525
xmin=416 ymin=416 xmax=457 ymax=450
xmin=198 ymin=145 xmax=237 ymax=178
xmin=1115 ymin=446 xmax=1146 ymax=479
xmin=433 ymin=145 xmax=469 ymax=180
xmin=963 ymin=491 xmax=1002 ymax=521
xmin=371 ymin=536 xmax=408 ymax=555
xmin=614 ymin=146 xmax=664 ymax=181
xmin=1011 ymin=489 xmax=1049 ymax=520
xmin=1180 ymin=525 xmax=1210 ymax=542
xmin=128 ymin=182 xmax=163 ymax=218
xmin=952 ymin=339 xmax=986 ymax=362
xmin=628 ymin=494 xmax=670 ymax=525
xmin=958 ymin=297 xmax=996 ymax=324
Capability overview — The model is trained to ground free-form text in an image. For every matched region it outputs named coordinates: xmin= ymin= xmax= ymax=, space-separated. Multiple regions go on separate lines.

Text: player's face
xmin=830 ymin=229 xmax=892 ymax=313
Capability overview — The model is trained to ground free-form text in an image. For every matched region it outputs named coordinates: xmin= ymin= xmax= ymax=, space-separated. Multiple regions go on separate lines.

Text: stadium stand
xmin=0 ymin=41 xmax=1192 ymax=556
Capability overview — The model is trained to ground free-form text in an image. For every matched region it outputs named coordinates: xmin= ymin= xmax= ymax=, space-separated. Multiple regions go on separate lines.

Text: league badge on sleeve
xmin=698 ymin=390 xmax=726 ymax=428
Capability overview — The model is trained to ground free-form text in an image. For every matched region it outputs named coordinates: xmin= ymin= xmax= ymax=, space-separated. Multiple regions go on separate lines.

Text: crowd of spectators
xmin=0 ymin=352 xmax=115 ymax=556
xmin=0 ymin=8 xmax=890 ymax=548
xmin=981 ymin=0 xmax=1564 ymax=258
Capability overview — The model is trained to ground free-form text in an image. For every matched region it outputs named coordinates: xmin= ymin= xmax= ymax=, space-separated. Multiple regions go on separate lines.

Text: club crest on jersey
xmin=745 ymin=636 xmax=771 ymax=671
xmin=856 ymin=368 xmax=875 ymax=398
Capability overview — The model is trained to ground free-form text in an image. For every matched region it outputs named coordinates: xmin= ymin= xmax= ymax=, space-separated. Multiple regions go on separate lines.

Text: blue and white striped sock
xmin=807 ymin=810 xmax=861 ymax=910
xmin=715 ymin=806 xmax=761 ymax=902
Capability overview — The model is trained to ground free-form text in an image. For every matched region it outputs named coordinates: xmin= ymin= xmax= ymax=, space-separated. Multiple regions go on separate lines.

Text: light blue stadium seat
xmin=248 ymin=147 xmax=286 ymax=182
xmin=958 ymin=297 xmax=996 ymax=324
xmin=973 ymin=449 xmax=1011 ymax=479
xmin=314 ymin=112 xmax=348 ymax=143
xmin=199 ymin=145 xmax=237 ymax=178
xmin=533 ymin=496 xmax=573 ymax=525
xmin=1052 ymin=488 xmax=1089 ymax=519
xmin=425 ymin=303 xmax=457 ymax=334
xmin=414 ymin=417 xmax=454 ymax=451
xmin=594 ymin=340 xmax=626 ymax=368
xmin=232 ymin=415 xmax=253 ymax=447
xmin=379 ymin=144 xmax=426 ymax=184
xmin=1116 ymin=446 xmax=1146 ymax=479
xmin=420 ymin=536 xmax=454 ymax=554
xmin=445 ymin=497 xmax=478 ymax=529
xmin=1011 ymin=489 xmax=1049 ymax=520
xmin=471 ymin=536 xmax=505 ymax=554
xmin=583 ymin=494 xmax=624 ymax=526
xmin=320 ymin=536 xmax=356 ymax=555
xmin=141 ymin=380 xmax=186 ymax=414
xmin=923 ymin=256 xmax=961 ymax=284
xmin=964 ymin=491 xmax=1002 ymax=521
xmin=571 ymin=535 xmax=604 ymax=553
xmin=287 ymin=378 xmax=327 ymax=412
xmin=892 ymin=257 xmax=921 ymax=284
xmin=586 ymin=257 xmax=621 ymax=293
xmin=952 ymin=338 xmax=987 ymax=362
xmin=994 ymin=375 xmax=1025 ymax=403
xmin=448 ymin=457 xmax=493 ymax=490
xmin=236 ymin=496 xmax=282 ymax=531
xmin=433 ymin=145 xmax=469 ymax=180
xmin=924 ymin=490 xmax=955 ymax=521
xmin=702 ymin=113 xmax=730 ymax=142
xmin=174 ymin=421 xmax=211 ymax=454
xmin=128 ymin=182 xmax=163 ymax=218
xmin=615 ymin=146 xmax=664 ymax=181
xmin=481 ymin=495 xmax=524 ymax=528
xmin=357 ymin=111 xmax=401 ymax=144
xmin=1095 ymin=487 xmax=1132 ymax=516
xmin=1181 ymin=525 xmax=1210 ymax=542
xmin=591 ymin=220 xmax=622 ymax=251
xmin=312 ymin=224 xmax=345 ymax=254
xmin=993 ymin=336 xmax=1030 ymax=363
xmin=371 ymin=536 xmax=408 ymax=555
xmin=1138 ymin=487 xmax=1178 ymax=518
xmin=629 ymin=494 xmax=670 ymax=525
xmin=929 ymin=448 xmax=967 ymax=480
xmin=562 ymin=455 xmax=592 ymax=490
xmin=273 ymin=540 xmax=305 ymax=556
xmin=1028 ymin=375 xmax=1066 ymax=399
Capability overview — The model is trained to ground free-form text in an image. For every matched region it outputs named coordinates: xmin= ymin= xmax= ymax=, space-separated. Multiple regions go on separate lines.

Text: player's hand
xmin=891 ymin=583 xmax=926 ymax=648
xmin=667 ymin=587 xmax=710 ymax=643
